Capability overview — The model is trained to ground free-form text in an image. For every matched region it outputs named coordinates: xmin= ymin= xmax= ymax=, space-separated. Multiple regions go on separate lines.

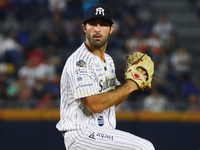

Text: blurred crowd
xmin=0 ymin=0 xmax=200 ymax=111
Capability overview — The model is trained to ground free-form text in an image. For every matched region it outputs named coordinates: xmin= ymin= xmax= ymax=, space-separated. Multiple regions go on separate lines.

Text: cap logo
xmin=95 ymin=7 xmax=105 ymax=16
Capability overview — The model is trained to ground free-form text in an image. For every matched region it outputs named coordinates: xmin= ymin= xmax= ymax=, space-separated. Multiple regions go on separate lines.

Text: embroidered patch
xmin=76 ymin=60 xmax=86 ymax=67
xmin=131 ymin=72 xmax=142 ymax=80
xmin=98 ymin=116 xmax=104 ymax=126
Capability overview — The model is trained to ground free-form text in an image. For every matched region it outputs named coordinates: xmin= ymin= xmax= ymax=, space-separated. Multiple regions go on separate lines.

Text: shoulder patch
xmin=77 ymin=60 xmax=86 ymax=68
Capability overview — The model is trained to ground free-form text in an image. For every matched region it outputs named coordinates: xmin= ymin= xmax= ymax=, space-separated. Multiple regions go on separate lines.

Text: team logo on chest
xmin=99 ymin=77 xmax=115 ymax=92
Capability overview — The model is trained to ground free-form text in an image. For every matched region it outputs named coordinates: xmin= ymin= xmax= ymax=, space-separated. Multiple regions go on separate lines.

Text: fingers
xmin=142 ymin=70 xmax=148 ymax=80
xmin=141 ymin=70 xmax=146 ymax=75
xmin=137 ymin=67 xmax=148 ymax=80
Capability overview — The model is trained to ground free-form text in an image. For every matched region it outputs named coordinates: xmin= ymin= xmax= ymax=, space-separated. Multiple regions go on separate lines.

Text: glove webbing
xmin=125 ymin=53 xmax=146 ymax=67
xmin=131 ymin=53 xmax=145 ymax=65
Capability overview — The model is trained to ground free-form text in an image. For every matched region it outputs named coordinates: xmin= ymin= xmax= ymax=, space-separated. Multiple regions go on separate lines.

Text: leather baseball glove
xmin=125 ymin=52 xmax=154 ymax=91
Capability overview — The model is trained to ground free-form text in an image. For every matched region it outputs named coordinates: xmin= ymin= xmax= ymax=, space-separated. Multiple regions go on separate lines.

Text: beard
xmin=86 ymin=31 xmax=110 ymax=47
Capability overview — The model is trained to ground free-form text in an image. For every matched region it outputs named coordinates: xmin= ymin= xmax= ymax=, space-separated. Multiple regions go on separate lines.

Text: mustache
xmin=93 ymin=33 xmax=102 ymax=37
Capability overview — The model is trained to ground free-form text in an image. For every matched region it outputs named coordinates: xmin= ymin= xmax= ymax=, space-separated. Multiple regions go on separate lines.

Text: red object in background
xmin=27 ymin=47 xmax=45 ymax=66
xmin=0 ymin=0 xmax=11 ymax=9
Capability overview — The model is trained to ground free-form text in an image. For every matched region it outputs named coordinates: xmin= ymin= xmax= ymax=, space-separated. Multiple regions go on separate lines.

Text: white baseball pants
xmin=63 ymin=127 xmax=155 ymax=150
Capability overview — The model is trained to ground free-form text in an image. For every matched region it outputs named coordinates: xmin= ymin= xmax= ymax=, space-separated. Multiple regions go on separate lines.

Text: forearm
xmin=80 ymin=80 xmax=138 ymax=113
xmin=113 ymin=81 xmax=137 ymax=106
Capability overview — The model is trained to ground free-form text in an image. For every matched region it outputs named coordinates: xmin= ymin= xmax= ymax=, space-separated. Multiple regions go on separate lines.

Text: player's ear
xmin=109 ymin=25 xmax=114 ymax=34
xmin=82 ymin=24 xmax=86 ymax=33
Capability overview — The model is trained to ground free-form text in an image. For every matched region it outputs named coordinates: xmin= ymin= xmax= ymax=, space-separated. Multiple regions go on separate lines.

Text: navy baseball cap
xmin=83 ymin=6 xmax=113 ymax=25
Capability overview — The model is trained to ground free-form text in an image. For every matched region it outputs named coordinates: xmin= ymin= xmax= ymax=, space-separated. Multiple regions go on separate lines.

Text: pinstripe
xmin=75 ymin=48 xmax=85 ymax=96
xmin=56 ymin=43 xmax=119 ymax=131
xmin=109 ymin=129 xmax=151 ymax=149
xmin=107 ymin=108 xmax=114 ymax=128
xmin=57 ymin=43 xmax=154 ymax=150
xmin=64 ymin=128 xmax=154 ymax=150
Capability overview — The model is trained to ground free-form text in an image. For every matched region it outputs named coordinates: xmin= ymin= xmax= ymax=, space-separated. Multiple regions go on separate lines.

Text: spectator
xmin=64 ymin=16 xmax=83 ymax=49
xmin=32 ymin=56 xmax=59 ymax=98
xmin=152 ymin=11 xmax=174 ymax=46
xmin=16 ymin=77 xmax=33 ymax=104
xmin=106 ymin=20 xmax=124 ymax=51
xmin=0 ymin=0 xmax=197 ymax=112
xmin=135 ymin=5 xmax=154 ymax=38
xmin=120 ymin=12 xmax=137 ymax=39
xmin=180 ymin=73 xmax=199 ymax=97
xmin=0 ymin=0 xmax=11 ymax=9
xmin=153 ymin=50 xmax=171 ymax=96
xmin=18 ymin=58 xmax=37 ymax=87
xmin=0 ymin=29 xmax=22 ymax=66
xmin=36 ymin=91 xmax=57 ymax=108
xmin=0 ymin=12 xmax=21 ymax=31
xmin=35 ymin=56 xmax=56 ymax=82
xmin=165 ymin=31 xmax=182 ymax=54
xmin=38 ymin=10 xmax=67 ymax=47
xmin=146 ymin=32 xmax=162 ymax=57
xmin=0 ymin=73 xmax=8 ymax=100
xmin=170 ymin=46 xmax=192 ymax=82
xmin=42 ymin=72 xmax=60 ymax=99
xmin=125 ymin=31 xmax=147 ymax=54
xmin=0 ymin=63 xmax=15 ymax=74
xmin=48 ymin=0 xmax=68 ymax=12
xmin=27 ymin=46 xmax=45 ymax=67
xmin=6 ymin=76 xmax=35 ymax=108
xmin=186 ymin=93 xmax=200 ymax=112
xmin=143 ymin=87 xmax=169 ymax=112
xmin=0 ymin=29 xmax=5 ymax=62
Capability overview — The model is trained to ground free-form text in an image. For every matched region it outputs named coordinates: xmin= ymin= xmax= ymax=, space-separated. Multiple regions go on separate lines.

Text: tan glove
xmin=125 ymin=52 xmax=154 ymax=91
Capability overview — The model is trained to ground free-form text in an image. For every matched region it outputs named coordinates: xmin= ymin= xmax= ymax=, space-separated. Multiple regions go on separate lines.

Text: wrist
xmin=125 ymin=79 xmax=139 ymax=91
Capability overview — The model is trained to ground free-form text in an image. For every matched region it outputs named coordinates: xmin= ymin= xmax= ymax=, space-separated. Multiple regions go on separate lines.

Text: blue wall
xmin=0 ymin=120 xmax=200 ymax=150
xmin=117 ymin=121 xmax=200 ymax=150
xmin=0 ymin=121 xmax=65 ymax=150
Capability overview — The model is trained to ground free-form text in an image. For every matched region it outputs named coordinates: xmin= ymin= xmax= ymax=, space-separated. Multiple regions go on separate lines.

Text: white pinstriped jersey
xmin=56 ymin=43 xmax=120 ymax=132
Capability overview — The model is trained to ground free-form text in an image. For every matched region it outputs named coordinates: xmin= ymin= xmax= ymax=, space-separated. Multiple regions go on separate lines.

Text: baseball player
xmin=56 ymin=6 xmax=155 ymax=150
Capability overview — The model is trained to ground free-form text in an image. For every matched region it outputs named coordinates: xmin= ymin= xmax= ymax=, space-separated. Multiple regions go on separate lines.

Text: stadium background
xmin=0 ymin=0 xmax=200 ymax=150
